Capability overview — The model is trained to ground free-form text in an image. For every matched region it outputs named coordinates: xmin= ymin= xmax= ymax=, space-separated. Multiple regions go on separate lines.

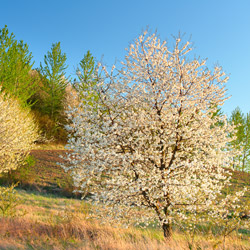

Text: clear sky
xmin=1 ymin=0 xmax=250 ymax=116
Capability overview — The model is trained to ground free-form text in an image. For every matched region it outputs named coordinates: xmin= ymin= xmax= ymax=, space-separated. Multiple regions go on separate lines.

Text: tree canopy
xmin=63 ymin=32 xmax=237 ymax=239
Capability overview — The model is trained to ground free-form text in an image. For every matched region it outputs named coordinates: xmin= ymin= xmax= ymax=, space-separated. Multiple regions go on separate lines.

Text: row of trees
xmin=0 ymin=24 xmax=97 ymax=185
xmin=0 ymin=25 xmax=97 ymax=143
xmin=1 ymin=24 xmax=249 ymax=171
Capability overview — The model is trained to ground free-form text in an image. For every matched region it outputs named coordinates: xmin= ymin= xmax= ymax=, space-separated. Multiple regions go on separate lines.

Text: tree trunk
xmin=162 ymin=222 xmax=172 ymax=240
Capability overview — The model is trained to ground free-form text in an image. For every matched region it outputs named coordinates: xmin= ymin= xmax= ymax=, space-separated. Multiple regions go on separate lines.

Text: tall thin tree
xmin=39 ymin=42 xmax=68 ymax=120
xmin=74 ymin=50 xmax=99 ymax=106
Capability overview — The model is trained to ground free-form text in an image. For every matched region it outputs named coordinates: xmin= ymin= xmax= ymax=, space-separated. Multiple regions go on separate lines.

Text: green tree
xmin=243 ymin=113 xmax=250 ymax=171
xmin=229 ymin=107 xmax=250 ymax=172
xmin=39 ymin=42 xmax=68 ymax=121
xmin=0 ymin=25 xmax=37 ymax=106
xmin=74 ymin=50 xmax=99 ymax=105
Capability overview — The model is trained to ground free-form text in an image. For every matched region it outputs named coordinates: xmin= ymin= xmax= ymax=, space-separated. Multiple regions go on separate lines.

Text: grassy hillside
xmin=1 ymin=149 xmax=249 ymax=201
xmin=0 ymin=189 xmax=248 ymax=250
xmin=0 ymin=150 xmax=77 ymax=198
xmin=0 ymin=149 xmax=249 ymax=250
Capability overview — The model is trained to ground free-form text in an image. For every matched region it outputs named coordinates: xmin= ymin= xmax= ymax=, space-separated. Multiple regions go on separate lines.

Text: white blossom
xmin=62 ymin=32 xmax=242 ymax=238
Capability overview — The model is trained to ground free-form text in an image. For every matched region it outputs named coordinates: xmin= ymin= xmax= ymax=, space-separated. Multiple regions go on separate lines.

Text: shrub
xmin=0 ymin=183 xmax=20 ymax=217
xmin=0 ymin=90 xmax=38 ymax=174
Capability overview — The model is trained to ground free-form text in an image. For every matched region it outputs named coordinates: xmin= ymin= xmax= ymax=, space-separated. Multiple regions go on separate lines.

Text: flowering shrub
xmin=0 ymin=183 xmax=20 ymax=217
xmin=63 ymin=32 xmax=244 ymax=239
xmin=0 ymin=90 xmax=38 ymax=174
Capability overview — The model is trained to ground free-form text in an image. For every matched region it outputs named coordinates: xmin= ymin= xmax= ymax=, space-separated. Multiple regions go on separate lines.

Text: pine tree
xmin=0 ymin=25 xmax=37 ymax=106
xmin=229 ymin=107 xmax=250 ymax=171
xmin=74 ymin=50 xmax=99 ymax=105
xmin=39 ymin=42 xmax=68 ymax=121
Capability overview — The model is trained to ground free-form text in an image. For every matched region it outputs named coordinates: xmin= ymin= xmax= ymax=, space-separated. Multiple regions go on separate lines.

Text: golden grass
xmin=0 ymin=216 xmax=249 ymax=250
xmin=0 ymin=190 xmax=249 ymax=250
xmin=0 ymin=148 xmax=249 ymax=250
xmin=0 ymin=217 xmax=178 ymax=250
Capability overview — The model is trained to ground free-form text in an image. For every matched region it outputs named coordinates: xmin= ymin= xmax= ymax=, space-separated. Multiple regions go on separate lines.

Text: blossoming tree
xmin=63 ymin=32 xmax=236 ymax=239
xmin=0 ymin=90 xmax=38 ymax=174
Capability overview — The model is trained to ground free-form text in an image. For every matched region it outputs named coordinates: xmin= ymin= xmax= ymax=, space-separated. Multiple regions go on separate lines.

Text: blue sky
xmin=1 ymin=0 xmax=250 ymax=116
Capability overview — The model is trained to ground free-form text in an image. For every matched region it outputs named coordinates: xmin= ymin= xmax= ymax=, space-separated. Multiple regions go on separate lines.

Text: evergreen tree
xmin=229 ymin=107 xmax=250 ymax=171
xmin=0 ymin=25 xmax=37 ymax=106
xmin=241 ymin=113 xmax=250 ymax=172
xmin=74 ymin=50 xmax=99 ymax=105
xmin=39 ymin=42 xmax=68 ymax=121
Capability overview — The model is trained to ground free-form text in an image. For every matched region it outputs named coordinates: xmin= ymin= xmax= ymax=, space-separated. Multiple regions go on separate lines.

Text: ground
xmin=0 ymin=149 xmax=249 ymax=249
xmin=0 ymin=150 xmax=79 ymax=198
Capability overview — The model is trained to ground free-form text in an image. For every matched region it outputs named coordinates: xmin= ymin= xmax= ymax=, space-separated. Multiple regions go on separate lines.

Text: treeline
xmin=0 ymin=25 xmax=96 ymax=143
xmin=229 ymin=107 xmax=250 ymax=172
xmin=0 ymin=25 xmax=249 ymax=172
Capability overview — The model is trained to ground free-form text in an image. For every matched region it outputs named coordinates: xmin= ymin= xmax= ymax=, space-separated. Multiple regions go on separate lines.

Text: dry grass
xmin=0 ymin=190 xmax=249 ymax=250
xmin=0 ymin=150 xmax=78 ymax=198
xmin=0 ymin=217 xmax=166 ymax=250
xmin=0 ymin=215 xmax=249 ymax=250
xmin=0 ymin=149 xmax=249 ymax=249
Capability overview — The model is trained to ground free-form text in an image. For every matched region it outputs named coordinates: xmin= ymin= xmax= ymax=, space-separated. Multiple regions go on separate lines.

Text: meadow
xmin=0 ymin=148 xmax=249 ymax=250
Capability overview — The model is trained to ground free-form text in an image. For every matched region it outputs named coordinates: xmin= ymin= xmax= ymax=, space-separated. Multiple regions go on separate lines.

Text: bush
xmin=0 ymin=90 xmax=38 ymax=174
xmin=0 ymin=183 xmax=20 ymax=217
